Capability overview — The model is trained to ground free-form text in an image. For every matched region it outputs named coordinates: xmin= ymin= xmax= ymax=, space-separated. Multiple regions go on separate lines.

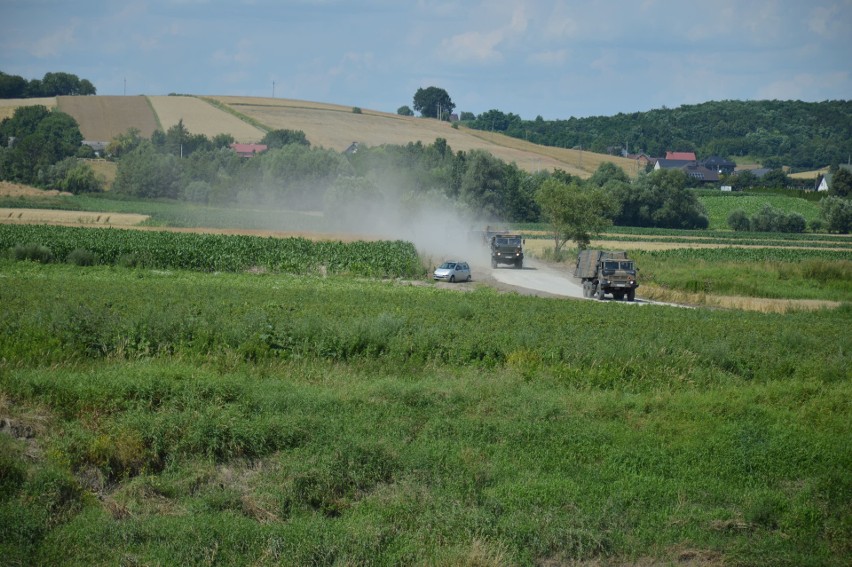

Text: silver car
xmin=433 ymin=260 xmax=472 ymax=283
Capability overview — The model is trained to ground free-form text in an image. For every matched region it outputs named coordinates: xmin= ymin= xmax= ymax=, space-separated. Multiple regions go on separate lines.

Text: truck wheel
xmin=597 ymin=286 xmax=606 ymax=300
xmin=491 ymin=258 xmax=497 ymax=268
xmin=515 ymin=259 xmax=522 ymax=269
xmin=627 ymin=288 xmax=635 ymax=302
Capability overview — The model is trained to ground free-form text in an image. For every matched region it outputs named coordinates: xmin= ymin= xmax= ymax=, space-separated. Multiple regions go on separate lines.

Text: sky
xmin=2 ymin=0 xmax=851 ymax=120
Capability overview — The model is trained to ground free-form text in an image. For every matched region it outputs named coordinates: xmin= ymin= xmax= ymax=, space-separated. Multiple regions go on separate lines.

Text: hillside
xmin=3 ymin=95 xmax=636 ymax=177
xmin=56 ymin=95 xmax=159 ymax=141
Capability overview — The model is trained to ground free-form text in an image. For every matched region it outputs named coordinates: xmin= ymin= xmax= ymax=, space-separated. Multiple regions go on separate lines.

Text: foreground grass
xmin=1 ymin=262 xmax=850 ymax=565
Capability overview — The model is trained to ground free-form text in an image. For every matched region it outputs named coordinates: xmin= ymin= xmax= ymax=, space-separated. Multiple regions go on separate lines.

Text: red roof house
xmin=665 ymin=151 xmax=697 ymax=161
xmin=230 ymin=143 xmax=268 ymax=158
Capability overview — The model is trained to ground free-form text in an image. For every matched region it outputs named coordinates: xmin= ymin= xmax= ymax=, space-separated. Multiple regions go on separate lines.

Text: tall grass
xmin=1 ymin=262 xmax=849 ymax=565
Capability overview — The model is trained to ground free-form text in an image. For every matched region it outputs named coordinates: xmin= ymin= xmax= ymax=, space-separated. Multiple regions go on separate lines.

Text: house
xmin=343 ymin=142 xmax=359 ymax=155
xmin=229 ymin=143 xmax=268 ymax=158
xmin=815 ymin=164 xmax=852 ymax=191
xmin=624 ymin=152 xmax=654 ymax=169
xmin=700 ymin=155 xmax=736 ymax=175
xmin=665 ymin=151 xmax=697 ymax=161
xmin=682 ymin=163 xmax=720 ymax=183
xmin=82 ymin=140 xmax=108 ymax=156
xmin=654 ymin=158 xmax=694 ymax=170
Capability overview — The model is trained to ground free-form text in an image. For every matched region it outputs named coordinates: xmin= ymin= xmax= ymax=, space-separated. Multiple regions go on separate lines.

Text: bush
xmin=66 ymin=248 xmax=96 ymax=266
xmin=820 ymin=195 xmax=852 ymax=233
xmin=11 ymin=243 xmax=53 ymax=263
xmin=727 ymin=209 xmax=751 ymax=231
xmin=352 ymin=107 xmax=362 ymax=114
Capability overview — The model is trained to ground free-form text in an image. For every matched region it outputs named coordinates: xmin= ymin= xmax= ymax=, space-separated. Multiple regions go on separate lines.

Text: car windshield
xmin=496 ymin=237 xmax=521 ymax=246
xmin=439 ymin=262 xmax=456 ymax=269
xmin=620 ymin=261 xmax=634 ymax=270
xmin=604 ymin=261 xmax=619 ymax=271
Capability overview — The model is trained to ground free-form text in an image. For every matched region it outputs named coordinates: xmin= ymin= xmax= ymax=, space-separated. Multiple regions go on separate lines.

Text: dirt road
xmin=486 ymin=257 xmax=585 ymax=299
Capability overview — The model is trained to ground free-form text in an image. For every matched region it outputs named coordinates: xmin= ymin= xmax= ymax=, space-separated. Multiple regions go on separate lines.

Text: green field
xmin=697 ymin=192 xmax=822 ymax=230
xmin=1 ymin=257 xmax=850 ymax=565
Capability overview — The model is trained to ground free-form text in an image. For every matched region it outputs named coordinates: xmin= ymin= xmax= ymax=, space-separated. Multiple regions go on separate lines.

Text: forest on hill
xmin=463 ymin=100 xmax=852 ymax=170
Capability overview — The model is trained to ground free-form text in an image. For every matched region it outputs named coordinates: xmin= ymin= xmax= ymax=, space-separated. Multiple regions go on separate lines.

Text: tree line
xmin=0 ymin=71 xmax=96 ymax=98
xmin=1 ymin=104 xmax=848 ymax=235
xmin=461 ymin=100 xmax=852 ymax=170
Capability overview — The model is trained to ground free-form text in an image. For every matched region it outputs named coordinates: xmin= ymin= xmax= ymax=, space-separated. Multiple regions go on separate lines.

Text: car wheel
xmin=449 ymin=275 xmax=455 ymax=283
xmin=467 ymin=274 xmax=472 ymax=282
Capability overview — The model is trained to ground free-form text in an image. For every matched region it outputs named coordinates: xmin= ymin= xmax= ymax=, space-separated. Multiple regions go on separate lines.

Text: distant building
xmin=229 ymin=143 xmax=267 ymax=158
xmin=700 ymin=155 xmax=736 ymax=175
xmin=343 ymin=142 xmax=359 ymax=154
xmin=665 ymin=151 xmax=697 ymax=161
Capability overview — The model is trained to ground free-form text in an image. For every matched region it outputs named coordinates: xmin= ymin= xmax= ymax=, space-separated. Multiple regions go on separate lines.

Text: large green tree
xmin=536 ymin=178 xmax=617 ymax=253
xmin=413 ymin=87 xmax=455 ymax=120
xmin=829 ymin=167 xmax=852 ymax=198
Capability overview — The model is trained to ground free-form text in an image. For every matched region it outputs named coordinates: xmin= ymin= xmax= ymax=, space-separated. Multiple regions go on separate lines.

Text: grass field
xmin=0 ymin=260 xmax=849 ymax=565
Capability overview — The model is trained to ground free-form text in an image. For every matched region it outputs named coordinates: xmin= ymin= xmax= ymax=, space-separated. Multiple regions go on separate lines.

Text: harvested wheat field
xmin=211 ymin=96 xmax=630 ymax=176
xmin=0 ymin=208 xmax=149 ymax=227
xmin=57 ymin=95 xmax=159 ymax=141
xmin=0 ymin=181 xmax=70 ymax=198
xmin=0 ymin=97 xmax=56 ymax=121
xmin=148 ymin=96 xmax=266 ymax=142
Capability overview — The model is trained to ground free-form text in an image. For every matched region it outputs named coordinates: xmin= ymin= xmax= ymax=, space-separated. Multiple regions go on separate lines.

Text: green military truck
xmin=490 ymin=234 xmax=524 ymax=269
xmin=574 ymin=250 xmax=639 ymax=301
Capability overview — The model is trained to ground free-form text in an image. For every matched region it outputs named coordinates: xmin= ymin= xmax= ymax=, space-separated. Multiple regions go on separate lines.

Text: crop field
xmin=148 ymin=96 xmax=266 ymax=143
xmin=697 ymin=193 xmax=822 ymax=230
xmin=0 ymin=256 xmax=849 ymax=565
xmin=209 ymin=96 xmax=620 ymax=176
xmin=0 ymin=97 xmax=56 ymax=121
xmin=56 ymin=95 xmax=159 ymax=141
xmin=0 ymin=224 xmax=423 ymax=277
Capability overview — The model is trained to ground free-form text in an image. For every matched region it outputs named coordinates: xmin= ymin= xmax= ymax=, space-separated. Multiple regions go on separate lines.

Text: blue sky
xmin=2 ymin=0 xmax=850 ymax=120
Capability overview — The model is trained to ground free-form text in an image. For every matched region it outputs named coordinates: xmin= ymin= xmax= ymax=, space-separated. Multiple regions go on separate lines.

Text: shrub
xmin=11 ymin=243 xmax=53 ymax=263
xmin=352 ymin=107 xmax=362 ymax=114
xmin=66 ymin=248 xmax=96 ymax=266
xmin=727 ymin=209 xmax=751 ymax=231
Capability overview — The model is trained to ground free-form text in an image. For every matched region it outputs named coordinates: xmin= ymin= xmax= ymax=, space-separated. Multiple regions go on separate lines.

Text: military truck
xmin=490 ymin=234 xmax=524 ymax=269
xmin=574 ymin=250 xmax=638 ymax=301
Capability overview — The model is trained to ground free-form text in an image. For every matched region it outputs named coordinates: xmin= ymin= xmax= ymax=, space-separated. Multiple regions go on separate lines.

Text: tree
xmin=727 ymin=210 xmax=751 ymax=231
xmin=829 ymin=167 xmax=852 ymax=198
xmin=0 ymin=72 xmax=28 ymax=98
xmin=106 ymin=128 xmax=144 ymax=158
xmin=260 ymin=129 xmax=310 ymax=149
xmin=536 ymin=178 xmax=617 ymax=253
xmin=397 ymin=105 xmax=414 ymax=116
xmin=412 ymin=87 xmax=455 ymax=120
xmin=113 ymin=141 xmax=180 ymax=198
xmin=819 ymin=196 xmax=852 ymax=233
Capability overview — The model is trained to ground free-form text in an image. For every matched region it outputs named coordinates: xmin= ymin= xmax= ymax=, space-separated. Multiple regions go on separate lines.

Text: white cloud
xmin=439 ymin=29 xmax=505 ymax=63
xmin=30 ymin=19 xmax=79 ymax=57
xmin=212 ymin=38 xmax=256 ymax=66
xmin=528 ymin=49 xmax=569 ymax=66
xmin=808 ymin=3 xmax=847 ymax=38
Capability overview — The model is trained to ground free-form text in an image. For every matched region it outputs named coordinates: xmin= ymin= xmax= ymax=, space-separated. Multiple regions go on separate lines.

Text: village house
xmin=229 ymin=143 xmax=268 ymax=158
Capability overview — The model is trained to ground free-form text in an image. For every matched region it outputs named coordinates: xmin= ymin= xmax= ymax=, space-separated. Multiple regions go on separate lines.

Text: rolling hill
xmin=7 ymin=94 xmax=637 ymax=177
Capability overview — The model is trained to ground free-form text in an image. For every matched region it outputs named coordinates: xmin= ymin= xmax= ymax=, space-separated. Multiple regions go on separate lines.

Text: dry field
xmin=210 ymin=96 xmax=635 ymax=176
xmin=56 ymin=95 xmax=159 ymax=141
xmin=0 ymin=180 xmax=69 ymax=198
xmin=0 ymin=97 xmax=56 ymax=121
xmin=148 ymin=96 xmax=266 ymax=142
xmin=0 ymin=208 xmax=149 ymax=227
xmin=82 ymin=159 xmax=118 ymax=189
